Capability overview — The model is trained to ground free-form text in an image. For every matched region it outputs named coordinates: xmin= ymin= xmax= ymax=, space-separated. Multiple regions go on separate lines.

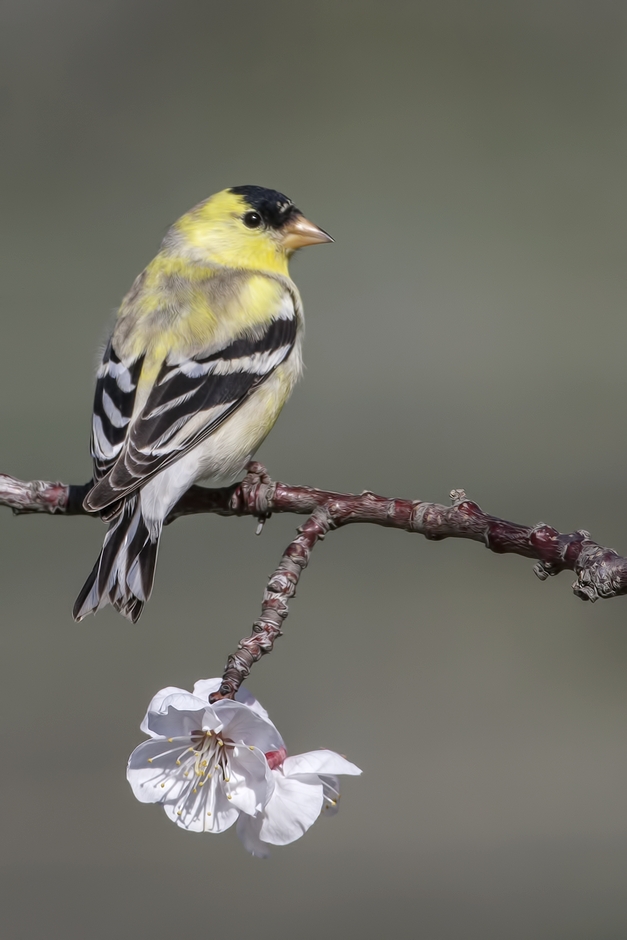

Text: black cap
xmin=229 ymin=185 xmax=300 ymax=230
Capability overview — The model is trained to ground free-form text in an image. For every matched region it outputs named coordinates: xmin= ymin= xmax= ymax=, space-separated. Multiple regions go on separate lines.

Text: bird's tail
xmin=73 ymin=495 xmax=160 ymax=623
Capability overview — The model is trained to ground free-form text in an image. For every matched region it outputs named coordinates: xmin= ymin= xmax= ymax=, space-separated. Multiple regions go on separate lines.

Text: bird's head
xmin=165 ymin=185 xmax=332 ymax=274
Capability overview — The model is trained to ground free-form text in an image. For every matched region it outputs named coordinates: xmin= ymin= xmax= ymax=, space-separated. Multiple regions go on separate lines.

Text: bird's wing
xmin=90 ymin=340 xmax=145 ymax=483
xmin=85 ymin=311 xmax=297 ymax=511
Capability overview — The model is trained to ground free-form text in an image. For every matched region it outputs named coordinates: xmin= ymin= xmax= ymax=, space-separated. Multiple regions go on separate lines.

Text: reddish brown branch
xmin=0 ymin=474 xmax=89 ymax=515
xmin=1 ymin=466 xmax=625 ymax=604
xmin=2 ymin=463 xmax=627 ymax=697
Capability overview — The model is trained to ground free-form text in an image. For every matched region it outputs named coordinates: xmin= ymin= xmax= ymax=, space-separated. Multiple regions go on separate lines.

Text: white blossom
xmin=127 ymin=678 xmax=362 ymax=854
xmin=127 ymin=679 xmax=282 ymax=832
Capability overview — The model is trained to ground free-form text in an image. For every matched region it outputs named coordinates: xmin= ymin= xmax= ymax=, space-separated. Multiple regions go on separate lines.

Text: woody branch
xmin=2 ymin=463 xmax=627 ymax=698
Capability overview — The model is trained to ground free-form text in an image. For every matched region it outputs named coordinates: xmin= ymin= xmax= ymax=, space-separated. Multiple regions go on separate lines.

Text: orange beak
xmin=280 ymin=214 xmax=334 ymax=251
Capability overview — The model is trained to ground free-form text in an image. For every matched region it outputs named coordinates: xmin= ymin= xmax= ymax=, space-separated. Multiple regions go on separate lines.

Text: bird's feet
xmin=244 ymin=461 xmax=272 ymax=487
xmin=240 ymin=462 xmax=275 ymax=533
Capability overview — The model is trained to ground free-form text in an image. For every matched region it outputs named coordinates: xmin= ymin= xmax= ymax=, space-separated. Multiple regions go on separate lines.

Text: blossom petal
xmin=164 ymin=782 xmax=239 ymax=833
xmin=145 ymin=707 xmax=211 ymax=741
xmin=236 ymin=814 xmax=271 ymax=858
xmin=146 ymin=695 xmax=221 ymax=740
xmin=233 ymin=686 xmax=272 ymax=722
xmin=192 ymin=677 xmax=278 ymax=727
xmin=140 ymin=686 xmax=191 ymax=736
xmin=127 ymin=739 xmax=194 ymax=804
xmin=213 ymin=700 xmax=284 ymax=752
xmin=210 ymin=785 xmax=242 ymax=832
xmin=256 ymin=773 xmax=324 ymax=845
xmin=228 ymin=745 xmax=274 ymax=815
xmin=191 ymin=677 xmax=276 ymax=725
xmin=283 ymin=749 xmax=362 ymax=778
xmin=191 ymin=677 xmax=221 ymax=701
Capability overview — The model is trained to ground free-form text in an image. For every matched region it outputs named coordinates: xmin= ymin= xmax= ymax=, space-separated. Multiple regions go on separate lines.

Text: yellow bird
xmin=73 ymin=185 xmax=332 ymax=622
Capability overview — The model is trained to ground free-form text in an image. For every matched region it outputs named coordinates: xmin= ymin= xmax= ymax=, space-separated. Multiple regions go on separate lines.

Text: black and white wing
xmin=90 ymin=341 xmax=144 ymax=483
xmin=85 ymin=315 xmax=297 ymax=512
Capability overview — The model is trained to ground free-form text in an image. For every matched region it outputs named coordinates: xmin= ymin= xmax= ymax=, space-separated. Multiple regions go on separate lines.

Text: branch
xmin=2 ymin=467 xmax=625 ymax=600
xmin=2 ymin=464 xmax=626 ymax=698
xmin=0 ymin=474 xmax=91 ymax=516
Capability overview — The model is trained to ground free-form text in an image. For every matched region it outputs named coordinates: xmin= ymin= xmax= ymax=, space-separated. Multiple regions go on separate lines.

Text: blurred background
xmin=1 ymin=1 xmax=626 ymax=937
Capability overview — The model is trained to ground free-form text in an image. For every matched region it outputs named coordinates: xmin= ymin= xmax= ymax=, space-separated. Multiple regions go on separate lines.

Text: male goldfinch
xmin=73 ymin=185 xmax=332 ymax=623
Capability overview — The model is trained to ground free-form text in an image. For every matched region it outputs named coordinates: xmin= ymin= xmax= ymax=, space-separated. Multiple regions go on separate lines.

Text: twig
xmin=209 ymin=465 xmax=334 ymax=700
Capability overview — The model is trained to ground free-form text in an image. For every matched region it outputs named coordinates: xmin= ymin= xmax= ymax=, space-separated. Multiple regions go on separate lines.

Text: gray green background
xmin=1 ymin=1 xmax=626 ymax=937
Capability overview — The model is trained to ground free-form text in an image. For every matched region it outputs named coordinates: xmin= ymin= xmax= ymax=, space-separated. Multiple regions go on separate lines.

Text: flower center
xmin=167 ymin=728 xmax=238 ymax=827
xmin=146 ymin=727 xmax=244 ymax=829
xmin=188 ymin=729 xmax=233 ymax=785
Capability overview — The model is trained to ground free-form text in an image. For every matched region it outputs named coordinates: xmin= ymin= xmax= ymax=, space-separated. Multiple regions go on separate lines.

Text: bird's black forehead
xmin=229 ymin=185 xmax=300 ymax=229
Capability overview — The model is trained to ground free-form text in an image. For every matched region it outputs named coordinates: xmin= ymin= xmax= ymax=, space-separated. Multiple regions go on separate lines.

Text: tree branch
xmin=2 ymin=463 xmax=626 ymax=698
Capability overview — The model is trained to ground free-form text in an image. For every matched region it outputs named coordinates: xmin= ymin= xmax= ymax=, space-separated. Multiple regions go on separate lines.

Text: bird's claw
xmin=241 ymin=462 xmax=275 ymax=526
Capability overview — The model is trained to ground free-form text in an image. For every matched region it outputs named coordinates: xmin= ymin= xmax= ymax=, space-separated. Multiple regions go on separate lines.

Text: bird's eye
xmin=243 ymin=211 xmax=262 ymax=229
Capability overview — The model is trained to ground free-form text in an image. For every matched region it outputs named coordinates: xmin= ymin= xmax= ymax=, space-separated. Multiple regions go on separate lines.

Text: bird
xmin=73 ymin=185 xmax=332 ymax=623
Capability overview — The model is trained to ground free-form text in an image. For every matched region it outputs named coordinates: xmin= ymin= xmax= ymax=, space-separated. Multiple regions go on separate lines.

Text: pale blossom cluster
xmin=127 ymin=678 xmax=361 ymax=857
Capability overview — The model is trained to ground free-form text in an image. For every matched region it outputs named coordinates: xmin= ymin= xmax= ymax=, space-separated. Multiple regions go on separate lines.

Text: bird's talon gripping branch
xmin=245 ymin=460 xmax=272 ymax=486
xmin=238 ymin=462 xmax=276 ymax=525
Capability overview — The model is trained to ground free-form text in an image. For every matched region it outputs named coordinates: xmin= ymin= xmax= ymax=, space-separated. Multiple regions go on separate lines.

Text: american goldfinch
xmin=73 ymin=185 xmax=332 ymax=623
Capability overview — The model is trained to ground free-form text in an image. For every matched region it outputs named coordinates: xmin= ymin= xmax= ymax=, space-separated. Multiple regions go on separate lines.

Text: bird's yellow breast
xmin=117 ymin=258 xmax=292 ymax=348
xmin=112 ymin=256 xmax=302 ymax=407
